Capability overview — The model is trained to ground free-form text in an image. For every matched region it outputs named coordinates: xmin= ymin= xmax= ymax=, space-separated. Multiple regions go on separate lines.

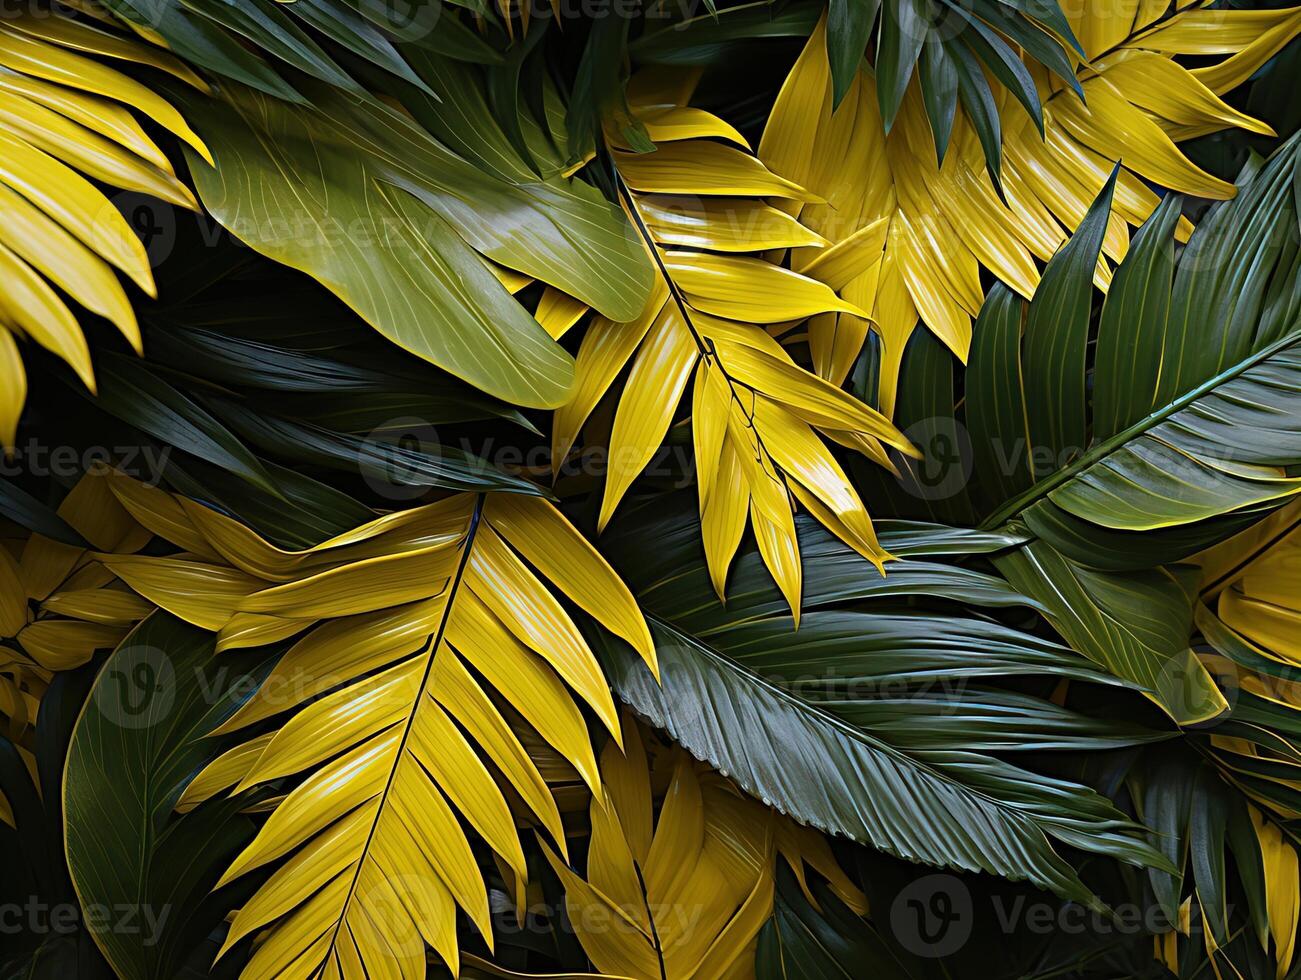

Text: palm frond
xmin=80 ymin=474 xmax=654 ymax=979
xmin=590 ymin=497 xmax=1173 ymax=908
xmin=554 ymin=71 xmax=915 ymax=615
xmin=0 ymin=8 xmax=208 ymax=446
xmin=760 ymin=5 xmax=1298 ymax=412
xmin=542 ymin=717 xmax=867 ymax=980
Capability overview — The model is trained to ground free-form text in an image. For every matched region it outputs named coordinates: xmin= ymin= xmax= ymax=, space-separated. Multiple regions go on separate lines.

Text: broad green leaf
xmin=180 ymin=81 xmax=652 ymax=408
xmin=64 ymin=613 xmax=273 ymax=980
xmin=995 ymin=540 xmax=1226 ymax=725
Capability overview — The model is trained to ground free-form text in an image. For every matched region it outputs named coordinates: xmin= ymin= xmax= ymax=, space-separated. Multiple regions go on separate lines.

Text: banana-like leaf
xmin=179 ymin=77 xmax=653 ymax=408
xmin=543 ymin=720 xmax=868 ymax=980
xmin=87 ymin=476 xmax=656 ymax=979
xmin=591 ymin=499 xmax=1172 ymax=908
xmin=64 ymin=612 xmax=273 ymax=980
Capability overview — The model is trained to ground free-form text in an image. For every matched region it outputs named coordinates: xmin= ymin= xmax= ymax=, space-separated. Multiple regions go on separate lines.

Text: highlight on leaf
xmin=88 ymin=473 xmax=655 ymax=979
xmin=760 ymin=5 xmax=1299 ymax=414
xmin=554 ymin=68 xmax=917 ymax=616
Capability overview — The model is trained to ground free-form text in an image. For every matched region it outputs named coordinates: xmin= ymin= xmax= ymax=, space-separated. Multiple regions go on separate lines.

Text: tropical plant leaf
xmin=86 ymin=476 xmax=656 ymax=978
xmin=590 ymin=499 xmax=1172 ymax=908
xmin=756 ymin=862 xmax=916 ymax=980
xmin=178 ymin=77 xmax=653 ymax=407
xmin=101 ymin=0 xmax=488 ymax=99
xmin=0 ymin=478 xmax=85 ymax=547
xmin=64 ymin=612 xmax=273 ymax=980
xmin=0 ymin=9 xmax=209 ymax=446
xmin=758 ymin=6 xmax=1296 ymax=413
xmin=955 ymin=137 xmax=1301 ymax=723
xmin=1192 ymin=500 xmax=1301 ymax=945
xmin=1 ymin=471 xmax=153 ymax=684
xmin=78 ymin=353 xmax=280 ymax=498
xmin=554 ymin=70 xmax=914 ymax=615
xmin=543 ymin=719 xmax=868 ymax=980
xmin=632 ymin=1 xmax=821 ymax=65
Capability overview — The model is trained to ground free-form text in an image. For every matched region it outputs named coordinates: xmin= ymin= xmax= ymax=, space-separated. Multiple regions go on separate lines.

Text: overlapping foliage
xmin=2 ymin=1 xmax=1301 ymax=979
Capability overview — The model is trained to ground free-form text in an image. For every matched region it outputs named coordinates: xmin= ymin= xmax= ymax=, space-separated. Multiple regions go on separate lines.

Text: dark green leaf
xmin=876 ymin=0 xmax=927 ymax=132
xmin=84 ymin=354 xmax=280 ymax=499
xmin=757 ymin=863 xmax=917 ymax=979
xmin=64 ymin=614 xmax=273 ymax=980
xmin=1021 ymin=166 xmax=1117 ymax=470
xmin=828 ymin=0 xmax=880 ymax=108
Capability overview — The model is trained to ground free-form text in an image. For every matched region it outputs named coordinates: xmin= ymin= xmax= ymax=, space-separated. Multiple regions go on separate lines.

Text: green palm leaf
xmin=591 ymin=499 xmax=1172 ymax=908
xmin=959 ymin=137 xmax=1301 ymax=723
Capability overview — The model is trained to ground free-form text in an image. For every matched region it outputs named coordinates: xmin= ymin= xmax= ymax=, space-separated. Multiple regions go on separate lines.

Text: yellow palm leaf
xmin=94 ymin=474 xmax=656 ymax=980
xmin=1194 ymin=499 xmax=1301 ymax=977
xmin=542 ymin=717 xmax=867 ymax=980
xmin=760 ymin=7 xmax=1298 ymax=414
xmin=0 ymin=9 xmax=208 ymax=449
xmin=0 ymin=468 xmax=154 ymax=823
xmin=555 ymin=74 xmax=915 ymax=616
xmin=1 ymin=468 xmax=152 ymax=675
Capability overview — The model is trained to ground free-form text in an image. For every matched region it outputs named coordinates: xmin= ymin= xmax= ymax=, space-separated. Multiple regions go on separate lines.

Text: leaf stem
xmin=980 ymin=331 xmax=1301 ymax=530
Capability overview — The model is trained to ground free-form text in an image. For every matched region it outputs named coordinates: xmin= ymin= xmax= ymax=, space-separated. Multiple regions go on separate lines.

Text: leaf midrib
xmin=322 ymin=493 xmax=484 ymax=956
xmin=643 ymin=611 xmax=1056 ymax=829
xmin=980 ymin=329 xmax=1301 ymax=531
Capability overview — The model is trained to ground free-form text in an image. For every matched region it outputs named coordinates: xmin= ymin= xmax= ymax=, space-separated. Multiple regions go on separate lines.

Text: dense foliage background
xmin=1 ymin=1 xmax=1301 ymax=977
